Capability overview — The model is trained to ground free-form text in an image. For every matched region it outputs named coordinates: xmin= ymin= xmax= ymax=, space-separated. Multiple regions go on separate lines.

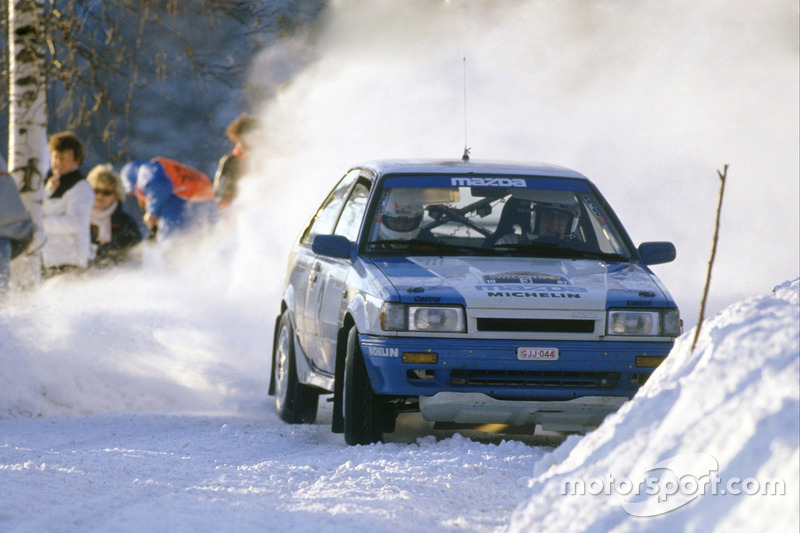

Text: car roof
xmin=354 ymin=159 xmax=589 ymax=180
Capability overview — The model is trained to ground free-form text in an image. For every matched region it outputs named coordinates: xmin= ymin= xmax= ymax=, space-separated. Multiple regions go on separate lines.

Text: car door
xmin=298 ymin=170 xmax=360 ymax=365
xmin=313 ymin=180 xmax=371 ymax=373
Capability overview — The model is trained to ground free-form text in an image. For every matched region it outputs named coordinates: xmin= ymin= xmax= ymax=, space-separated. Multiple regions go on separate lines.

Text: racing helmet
xmin=533 ymin=201 xmax=580 ymax=239
xmin=378 ymin=199 xmax=424 ymax=240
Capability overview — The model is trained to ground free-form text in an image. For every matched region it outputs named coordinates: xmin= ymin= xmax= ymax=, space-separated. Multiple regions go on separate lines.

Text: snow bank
xmin=508 ymin=279 xmax=799 ymax=532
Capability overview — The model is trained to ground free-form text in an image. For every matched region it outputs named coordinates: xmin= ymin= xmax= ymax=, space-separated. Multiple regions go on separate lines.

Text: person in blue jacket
xmin=121 ymin=159 xmax=218 ymax=241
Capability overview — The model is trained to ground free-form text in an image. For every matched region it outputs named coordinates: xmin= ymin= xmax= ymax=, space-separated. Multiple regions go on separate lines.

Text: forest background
xmin=1 ymin=0 xmax=325 ymax=177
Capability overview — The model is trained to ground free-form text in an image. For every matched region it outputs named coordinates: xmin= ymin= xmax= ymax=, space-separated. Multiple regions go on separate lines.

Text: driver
xmin=496 ymin=201 xmax=579 ymax=244
xmin=378 ymin=200 xmax=424 ymax=240
xmin=536 ymin=205 xmax=574 ymax=239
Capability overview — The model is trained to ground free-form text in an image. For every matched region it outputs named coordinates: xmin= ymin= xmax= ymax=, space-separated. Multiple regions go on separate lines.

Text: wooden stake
xmin=691 ymin=164 xmax=729 ymax=352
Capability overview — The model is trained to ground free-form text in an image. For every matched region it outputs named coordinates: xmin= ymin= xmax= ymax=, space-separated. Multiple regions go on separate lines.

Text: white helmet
xmin=533 ymin=201 xmax=580 ymax=239
xmin=379 ymin=200 xmax=424 ymax=240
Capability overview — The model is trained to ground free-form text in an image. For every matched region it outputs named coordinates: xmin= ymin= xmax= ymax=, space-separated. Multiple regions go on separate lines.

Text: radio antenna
xmin=462 ymin=57 xmax=470 ymax=162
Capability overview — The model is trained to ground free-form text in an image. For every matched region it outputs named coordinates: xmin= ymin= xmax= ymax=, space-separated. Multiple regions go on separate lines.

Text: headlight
xmin=381 ymin=303 xmax=465 ymax=333
xmin=409 ymin=306 xmax=465 ymax=332
xmin=607 ymin=309 xmax=681 ymax=337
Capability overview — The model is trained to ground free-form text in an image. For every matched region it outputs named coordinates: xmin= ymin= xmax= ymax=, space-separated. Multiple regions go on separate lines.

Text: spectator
xmin=122 ymin=158 xmax=218 ymax=241
xmin=86 ymin=164 xmax=142 ymax=266
xmin=0 ymin=157 xmax=36 ymax=291
xmin=212 ymin=113 xmax=258 ymax=208
xmin=41 ymin=131 xmax=94 ymax=274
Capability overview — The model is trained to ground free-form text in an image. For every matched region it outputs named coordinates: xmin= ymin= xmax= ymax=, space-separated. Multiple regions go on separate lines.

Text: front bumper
xmin=358 ymin=335 xmax=672 ymax=400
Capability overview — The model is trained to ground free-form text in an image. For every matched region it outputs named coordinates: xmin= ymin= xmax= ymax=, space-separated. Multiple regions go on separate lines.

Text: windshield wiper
xmin=366 ymin=240 xmax=501 ymax=255
xmin=491 ymin=242 xmax=631 ymax=261
xmin=570 ymin=250 xmax=631 ymax=262
xmin=366 ymin=239 xmax=443 ymax=250
xmin=430 ymin=242 xmax=503 ymax=255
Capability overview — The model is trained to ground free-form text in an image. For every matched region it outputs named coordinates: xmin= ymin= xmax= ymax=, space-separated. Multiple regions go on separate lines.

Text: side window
xmin=300 ymin=169 xmax=360 ymax=245
xmin=334 ymin=181 xmax=371 ymax=241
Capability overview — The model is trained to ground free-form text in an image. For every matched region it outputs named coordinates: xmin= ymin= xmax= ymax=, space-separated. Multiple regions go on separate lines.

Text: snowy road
xmin=3 ymin=279 xmax=798 ymax=532
xmin=1 ymin=405 xmax=558 ymax=532
xmin=1 ymin=224 xmax=796 ymax=533
xmin=0 ymin=234 xmax=561 ymax=532
xmin=0 ymin=236 xmax=565 ymax=532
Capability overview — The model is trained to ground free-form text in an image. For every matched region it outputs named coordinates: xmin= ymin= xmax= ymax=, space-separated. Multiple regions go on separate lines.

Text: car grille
xmin=449 ymin=369 xmax=620 ymax=389
xmin=476 ymin=318 xmax=595 ymax=333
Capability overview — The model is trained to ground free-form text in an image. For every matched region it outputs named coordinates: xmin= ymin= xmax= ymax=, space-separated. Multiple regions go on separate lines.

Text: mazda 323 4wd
xmin=269 ymin=160 xmax=681 ymax=445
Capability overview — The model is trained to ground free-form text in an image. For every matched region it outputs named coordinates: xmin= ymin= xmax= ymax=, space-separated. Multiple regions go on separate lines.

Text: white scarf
xmin=91 ymin=201 xmax=118 ymax=244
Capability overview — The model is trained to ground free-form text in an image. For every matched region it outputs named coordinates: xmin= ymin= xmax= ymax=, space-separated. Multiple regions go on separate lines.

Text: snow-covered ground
xmin=0 ymin=411 xmax=550 ymax=532
xmin=1 ymin=245 xmax=797 ymax=531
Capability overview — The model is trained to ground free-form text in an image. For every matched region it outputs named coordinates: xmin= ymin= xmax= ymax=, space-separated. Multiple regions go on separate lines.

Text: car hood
xmin=368 ymin=256 xmax=672 ymax=310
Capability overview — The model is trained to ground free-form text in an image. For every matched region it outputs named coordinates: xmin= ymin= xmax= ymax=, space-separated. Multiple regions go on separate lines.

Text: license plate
xmin=517 ymin=347 xmax=559 ymax=360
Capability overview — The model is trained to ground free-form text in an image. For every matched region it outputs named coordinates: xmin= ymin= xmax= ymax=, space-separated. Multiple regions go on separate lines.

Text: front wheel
xmin=273 ymin=311 xmax=319 ymax=424
xmin=343 ymin=327 xmax=385 ymax=445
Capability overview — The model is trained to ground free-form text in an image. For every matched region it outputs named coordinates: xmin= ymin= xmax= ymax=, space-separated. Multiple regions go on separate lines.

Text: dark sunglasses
xmin=93 ymin=188 xmax=114 ymax=197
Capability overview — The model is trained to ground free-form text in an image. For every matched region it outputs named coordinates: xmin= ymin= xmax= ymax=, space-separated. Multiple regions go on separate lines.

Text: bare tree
xmin=2 ymin=0 xmax=324 ymax=282
xmin=7 ymin=0 xmax=47 ymax=284
xmin=3 ymin=0 xmax=324 ymax=163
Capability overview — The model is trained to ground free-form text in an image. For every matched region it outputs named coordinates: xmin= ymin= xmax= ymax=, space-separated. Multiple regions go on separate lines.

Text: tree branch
xmin=691 ymin=164 xmax=729 ymax=352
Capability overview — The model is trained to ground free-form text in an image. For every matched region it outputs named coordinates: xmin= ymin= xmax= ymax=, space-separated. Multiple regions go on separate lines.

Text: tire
xmin=274 ymin=311 xmax=319 ymax=424
xmin=343 ymin=327 xmax=383 ymax=445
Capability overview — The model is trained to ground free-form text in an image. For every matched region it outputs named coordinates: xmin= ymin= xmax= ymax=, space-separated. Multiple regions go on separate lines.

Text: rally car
xmin=269 ymin=159 xmax=681 ymax=445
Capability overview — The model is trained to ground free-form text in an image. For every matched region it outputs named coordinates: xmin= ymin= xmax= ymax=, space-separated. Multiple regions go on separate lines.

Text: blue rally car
xmin=269 ymin=160 xmax=681 ymax=445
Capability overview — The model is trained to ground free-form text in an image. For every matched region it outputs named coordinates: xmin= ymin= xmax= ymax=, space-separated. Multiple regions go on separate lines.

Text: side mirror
xmin=312 ymin=234 xmax=352 ymax=259
xmin=638 ymin=241 xmax=676 ymax=265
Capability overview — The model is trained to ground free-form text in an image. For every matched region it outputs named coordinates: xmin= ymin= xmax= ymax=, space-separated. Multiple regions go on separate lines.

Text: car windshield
xmin=363 ymin=174 xmax=635 ymax=260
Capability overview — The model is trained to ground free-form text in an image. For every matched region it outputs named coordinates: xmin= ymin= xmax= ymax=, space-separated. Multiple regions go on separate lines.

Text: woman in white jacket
xmin=41 ymin=132 xmax=94 ymax=272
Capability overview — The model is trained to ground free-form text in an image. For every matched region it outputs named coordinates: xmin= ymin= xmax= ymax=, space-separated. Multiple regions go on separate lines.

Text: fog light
xmin=402 ymin=352 xmax=438 ymax=364
xmin=635 ymin=356 xmax=666 ymax=368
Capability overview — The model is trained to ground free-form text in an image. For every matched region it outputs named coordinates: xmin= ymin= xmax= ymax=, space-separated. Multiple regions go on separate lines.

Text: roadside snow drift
xmin=508 ymin=279 xmax=800 ymax=532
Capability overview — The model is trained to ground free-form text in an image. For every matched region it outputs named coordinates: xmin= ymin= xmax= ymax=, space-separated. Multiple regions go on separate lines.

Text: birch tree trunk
xmin=8 ymin=0 xmax=48 ymax=285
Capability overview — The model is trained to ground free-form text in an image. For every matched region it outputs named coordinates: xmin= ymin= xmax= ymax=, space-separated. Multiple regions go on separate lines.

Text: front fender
xmin=347 ymin=290 xmax=390 ymax=336
xmin=268 ymin=312 xmax=282 ymax=396
xmin=282 ymin=284 xmax=296 ymax=317
xmin=347 ymin=293 xmax=370 ymax=333
xmin=269 ymin=289 xmax=294 ymax=397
